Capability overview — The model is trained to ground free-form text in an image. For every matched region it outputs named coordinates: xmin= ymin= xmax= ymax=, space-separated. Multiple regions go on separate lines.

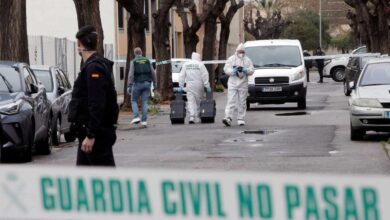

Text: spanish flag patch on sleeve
xmin=91 ymin=73 xmax=100 ymax=78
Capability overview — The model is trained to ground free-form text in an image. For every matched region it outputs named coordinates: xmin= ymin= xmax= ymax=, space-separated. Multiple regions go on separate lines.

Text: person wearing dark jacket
xmin=315 ymin=47 xmax=326 ymax=83
xmin=68 ymin=25 xmax=119 ymax=166
xmin=303 ymin=50 xmax=312 ymax=82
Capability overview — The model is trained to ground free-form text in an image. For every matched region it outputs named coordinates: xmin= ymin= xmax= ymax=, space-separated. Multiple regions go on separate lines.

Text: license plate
xmin=262 ymin=87 xmax=282 ymax=92
xmin=385 ymin=112 xmax=390 ymax=118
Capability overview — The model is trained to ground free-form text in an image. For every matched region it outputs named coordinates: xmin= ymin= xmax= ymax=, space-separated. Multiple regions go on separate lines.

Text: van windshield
xmin=246 ymin=46 xmax=302 ymax=68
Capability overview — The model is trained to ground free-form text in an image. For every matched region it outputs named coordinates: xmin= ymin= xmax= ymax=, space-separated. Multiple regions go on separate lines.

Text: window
xmin=33 ymin=69 xmax=53 ymax=92
xmin=58 ymin=69 xmax=71 ymax=89
xmin=0 ymin=66 xmax=22 ymax=92
xmin=118 ymin=2 xmax=124 ymax=30
xmin=23 ymin=68 xmax=35 ymax=92
xmin=246 ymin=46 xmax=302 ymax=68
xmin=360 ymin=63 xmax=390 ymax=86
xmin=151 ymin=0 xmax=157 ymax=13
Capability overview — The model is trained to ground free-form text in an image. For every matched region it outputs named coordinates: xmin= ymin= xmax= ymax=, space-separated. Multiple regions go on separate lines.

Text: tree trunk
xmin=216 ymin=0 xmax=244 ymax=81
xmin=117 ymin=0 xmax=148 ymax=108
xmin=0 ymin=0 xmax=29 ymax=63
xmin=183 ymin=30 xmax=199 ymax=58
xmin=153 ymin=0 xmax=175 ymax=101
xmin=176 ymin=0 xmax=216 ymax=58
xmin=202 ymin=0 xmax=231 ymax=86
xmin=202 ymin=17 xmax=218 ymax=86
xmin=73 ymin=0 xmax=105 ymax=55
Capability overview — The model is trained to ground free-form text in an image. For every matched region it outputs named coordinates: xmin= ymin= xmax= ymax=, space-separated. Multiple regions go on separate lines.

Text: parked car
xmin=31 ymin=65 xmax=75 ymax=145
xmin=349 ymin=57 xmax=390 ymax=140
xmin=0 ymin=61 xmax=51 ymax=162
xmin=245 ymin=39 xmax=307 ymax=109
xmin=323 ymin=46 xmax=367 ymax=82
xmin=171 ymin=58 xmax=190 ymax=89
xmin=343 ymin=54 xmax=380 ymax=96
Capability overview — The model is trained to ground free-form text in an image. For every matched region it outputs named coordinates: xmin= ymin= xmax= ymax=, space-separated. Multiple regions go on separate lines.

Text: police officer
xmin=303 ymin=50 xmax=312 ymax=82
xmin=315 ymin=47 xmax=326 ymax=83
xmin=68 ymin=25 xmax=119 ymax=166
xmin=128 ymin=47 xmax=157 ymax=127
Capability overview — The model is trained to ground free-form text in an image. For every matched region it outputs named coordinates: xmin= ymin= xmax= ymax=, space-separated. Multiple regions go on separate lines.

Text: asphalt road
xmin=32 ymin=72 xmax=390 ymax=174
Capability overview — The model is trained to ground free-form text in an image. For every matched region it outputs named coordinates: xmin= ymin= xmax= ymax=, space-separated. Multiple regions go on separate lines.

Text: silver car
xmin=349 ymin=58 xmax=390 ymax=140
xmin=31 ymin=65 xmax=75 ymax=145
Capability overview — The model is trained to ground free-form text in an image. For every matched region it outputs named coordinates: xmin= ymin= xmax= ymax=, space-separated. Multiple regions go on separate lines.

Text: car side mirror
xmin=58 ymin=87 xmax=65 ymax=95
xmin=30 ymin=84 xmax=38 ymax=94
xmin=349 ymin=81 xmax=355 ymax=90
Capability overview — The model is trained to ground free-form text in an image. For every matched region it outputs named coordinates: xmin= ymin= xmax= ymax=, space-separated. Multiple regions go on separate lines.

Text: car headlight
xmin=0 ymin=100 xmax=22 ymax=115
xmin=352 ymin=98 xmax=382 ymax=108
xmin=292 ymin=70 xmax=305 ymax=81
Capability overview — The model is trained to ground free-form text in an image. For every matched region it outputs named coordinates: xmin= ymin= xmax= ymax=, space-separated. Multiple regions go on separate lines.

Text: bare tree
xmin=176 ymin=0 xmax=216 ymax=58
xmin=244 ymin=0 xmax=290 ymax=40
xmin=216 ymin=0 xmax=244 ymax=79
xmin=73 ymin=0 xmax=105 ymax=55
xmin=116 ymin=0 xmax=148 ymax=108
xmin=153 ymin=0 xmax=175 ymax=101
xmin=0 ymin=0 xmax=29 ymax=63
xmin=345 ymin=0 xmax=390 ymax=53
xmin=202 ymin=0 xmax=229 ymax=85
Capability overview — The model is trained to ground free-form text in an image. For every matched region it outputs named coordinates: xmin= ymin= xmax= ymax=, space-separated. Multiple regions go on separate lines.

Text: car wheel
xmin=344 ymin=80 xmax=351 ymax=96
xmin=331 ymin=67 xmax=345 ymax=82
xmin=297 ymin=98 xmax=306 ymax=109
xmin=64 ymin=132 xmax=76 ymax=143
xmin=350 ymin=123 xmax=365 ymax=141
xmin=36 ymin=118 xmax=52 ymax=155
xmin=51 ymin=116 xmax=61 ymax=146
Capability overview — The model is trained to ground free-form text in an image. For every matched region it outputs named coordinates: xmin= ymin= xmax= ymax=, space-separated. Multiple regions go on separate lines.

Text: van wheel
xmin=297 ymin=98 xmax=306 ymax=109
xmin=350 ymin=123 xmax=365 ymax=141
xmin=246 ymin=101 xmax=251 ymax=110
xmin=331 ymin=67 xmax=345 ymax=82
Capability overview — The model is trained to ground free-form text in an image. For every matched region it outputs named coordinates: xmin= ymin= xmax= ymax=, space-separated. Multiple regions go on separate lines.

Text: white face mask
xmin=238 ymin=53 xmax=244 ymax=58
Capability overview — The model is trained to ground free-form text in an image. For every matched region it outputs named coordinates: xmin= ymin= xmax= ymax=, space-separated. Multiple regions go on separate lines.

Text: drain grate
xmin=242 ymin=130 xmax=277 ymax=135
xmin=275 ymin=112 xmax=309 ymax=116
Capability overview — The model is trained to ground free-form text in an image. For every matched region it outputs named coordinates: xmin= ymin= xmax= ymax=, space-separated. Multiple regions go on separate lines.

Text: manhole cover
xmin=275 ymin=112 xmax=309 ymax=116
xmin=242 ymin=130 xmax=277 ymax=135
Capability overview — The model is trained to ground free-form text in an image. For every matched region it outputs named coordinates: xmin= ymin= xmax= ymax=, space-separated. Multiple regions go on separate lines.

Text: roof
xmin=30 ymin=65 xmax=52 ymax=70
xmin=245 ymin=39 xmax=301 ymax=48
xmin=366 ymin=57 xmax=390 ymax=65
xmin=0 ymin=61 xmax=20 ymax=66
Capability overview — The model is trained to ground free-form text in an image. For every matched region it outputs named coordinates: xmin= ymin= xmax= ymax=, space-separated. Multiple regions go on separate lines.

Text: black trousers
xmin=305 ymin=67 xmax=310 ymax=82
xmin=76 ymin=127 xmax=116 ymax=167
xmin=318 ymin=66 xmax=324 ymax=81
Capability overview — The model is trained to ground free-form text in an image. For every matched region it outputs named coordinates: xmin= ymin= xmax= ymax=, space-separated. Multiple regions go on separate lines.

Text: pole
xmin=319 ymin=0 xmax=322 ymax=48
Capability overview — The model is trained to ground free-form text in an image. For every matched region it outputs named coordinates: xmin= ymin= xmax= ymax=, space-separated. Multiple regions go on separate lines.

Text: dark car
xmin=0 ymin=61 xmax=52 ymax=162
xmin=344 ymin=54 xmax=379 ymax=96
xmin=31 ymin=66 xmax=75 ymax=145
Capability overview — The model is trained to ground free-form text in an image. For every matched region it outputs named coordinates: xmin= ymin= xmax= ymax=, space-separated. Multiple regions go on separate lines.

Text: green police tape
xmin=0 ymin=165 xmax=387 ymax=220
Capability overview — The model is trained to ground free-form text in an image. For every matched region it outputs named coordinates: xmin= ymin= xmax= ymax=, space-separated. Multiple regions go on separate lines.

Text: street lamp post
xmin=319 ymin=0 xmax=322 ymax=48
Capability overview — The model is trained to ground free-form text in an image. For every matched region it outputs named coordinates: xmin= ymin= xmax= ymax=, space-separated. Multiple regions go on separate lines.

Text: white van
xmin=245 ymin=40 xmax=307 ymax=109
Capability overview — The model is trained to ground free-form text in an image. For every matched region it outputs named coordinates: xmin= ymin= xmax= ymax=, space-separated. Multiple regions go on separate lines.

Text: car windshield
xmin=33 ymin=69 xmax=53 ymax=92
xmin=360 ymin=62 xmax=390 ymax=86
xmin=352 ymin=47 xmax=367 ymax=54
xmin=171 ymin=61 xmax=187 ymax=73
xmin=246 ymin=45 xmax=302 ymax=68
xmin=0 ymin=66 xmax=21 ymax=93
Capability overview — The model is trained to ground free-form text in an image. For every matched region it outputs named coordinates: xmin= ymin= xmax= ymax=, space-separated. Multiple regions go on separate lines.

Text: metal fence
xmin=28 ymin=36 xmax=114 ymax=86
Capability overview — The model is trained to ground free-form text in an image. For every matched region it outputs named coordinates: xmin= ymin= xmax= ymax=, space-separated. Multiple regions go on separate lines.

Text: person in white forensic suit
xmin=179 ymin=52 xmax=212 ymax=124
xmin=222 ymin=43 xmax=254 ymax=126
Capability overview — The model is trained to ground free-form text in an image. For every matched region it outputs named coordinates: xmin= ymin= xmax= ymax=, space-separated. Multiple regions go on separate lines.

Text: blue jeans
xmin=131 ymin=81 xmax=151 ymax=122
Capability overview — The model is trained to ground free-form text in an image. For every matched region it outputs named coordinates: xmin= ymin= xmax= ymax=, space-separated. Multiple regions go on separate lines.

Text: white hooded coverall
xmin=179 ymin=52 xmax=210 ymax=119
xmin=223 ymin=44 xmax=254 ymax=120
